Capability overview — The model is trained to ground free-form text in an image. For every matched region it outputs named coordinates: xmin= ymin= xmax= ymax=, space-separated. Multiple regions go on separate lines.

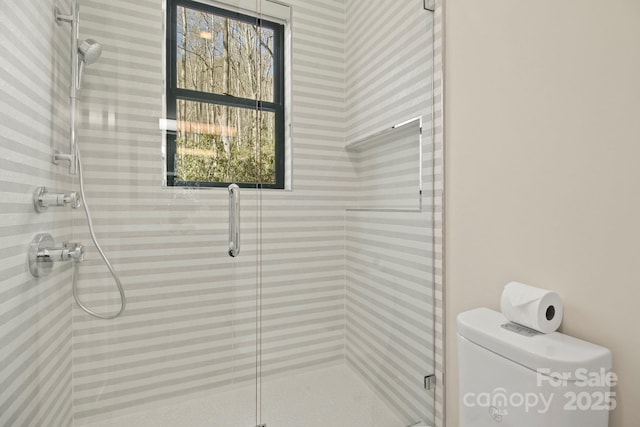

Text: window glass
xmin=176 ymin=6 xmax=275 ymax=102
xmin=175 ymin=100 xmax=276 ymax=184
xmin=166 ymin=1 xmax=284 ymax=188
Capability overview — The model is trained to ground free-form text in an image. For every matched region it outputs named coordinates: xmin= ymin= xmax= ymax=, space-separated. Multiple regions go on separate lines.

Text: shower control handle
xmin=33 ymin=187 xmax=81 ymax=212
xmin=29 ymin=233 xmax=85 ymax=277
xmin=61 ymin=242 xmax=85 ymax=262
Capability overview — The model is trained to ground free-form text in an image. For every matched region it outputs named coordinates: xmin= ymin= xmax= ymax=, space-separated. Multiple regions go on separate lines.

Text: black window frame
xmin=166 ymin=0 xmax=286 ymax=189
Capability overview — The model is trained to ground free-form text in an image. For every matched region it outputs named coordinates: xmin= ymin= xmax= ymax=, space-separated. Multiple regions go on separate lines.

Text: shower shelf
xmin=345 ymin=117 xmax=421 ymax=150
xmin=345 ymin=207 xmax=423 ymax=213
xmin=345 ymin=117 xmax=423 ymax=211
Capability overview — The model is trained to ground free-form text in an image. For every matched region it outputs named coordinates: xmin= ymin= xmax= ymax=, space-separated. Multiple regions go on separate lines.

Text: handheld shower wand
xmin=77 ymin=38 xmax=102 ymax=89
xmin=55 ymin=2 xmax=124 ymax=319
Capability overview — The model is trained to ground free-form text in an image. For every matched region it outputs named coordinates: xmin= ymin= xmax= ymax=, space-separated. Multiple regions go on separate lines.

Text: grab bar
xmin=228 ymin=184 xmax=240 ymax=257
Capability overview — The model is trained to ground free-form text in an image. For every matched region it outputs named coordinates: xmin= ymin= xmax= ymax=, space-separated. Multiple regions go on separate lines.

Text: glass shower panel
xmin=343 ymin=120 xmax=435 ymax=426
xmin=69 ymin=0 xmax=262 ymax=425
xmin=344 ymin=206 xmax=435 ymax=425
xmin=257 ymin=0 xmax=438 ymax=426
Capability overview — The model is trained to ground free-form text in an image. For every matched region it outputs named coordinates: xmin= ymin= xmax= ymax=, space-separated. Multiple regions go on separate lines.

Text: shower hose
xmin=73 ymin=144 xmax=126 ymax=319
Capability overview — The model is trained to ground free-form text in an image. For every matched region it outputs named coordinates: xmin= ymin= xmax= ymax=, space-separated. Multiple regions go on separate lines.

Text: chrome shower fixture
xmin=53 ymin=3 xmax=124 ymax=320
xmin=29 ymin=233 xmax=85 ymax=278
xmin=54 ymin=2 xmax=103 ymax=174
xmin=33 ymin=186 xmax=81 ymax=212
xmin=55 ymin=5 xmax=103 ymax=93
xmin=77 ymin=38 xmax=102 ymax=89
xmin=78 ymin=38 xmax=102 ymax=65
xmin=54 ymin=3 xmax=80 ymax=174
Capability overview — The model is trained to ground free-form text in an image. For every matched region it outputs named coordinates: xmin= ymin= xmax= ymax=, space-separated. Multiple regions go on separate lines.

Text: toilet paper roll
xmin=500 ymin=281 xmax=563 ymax=334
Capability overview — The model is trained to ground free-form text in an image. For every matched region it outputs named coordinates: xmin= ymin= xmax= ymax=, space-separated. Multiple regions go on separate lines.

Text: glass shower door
xmin=259 ymin=1 xmax=437 ymax=426
xmin=69 ymin=0 xmax=266 ymax=425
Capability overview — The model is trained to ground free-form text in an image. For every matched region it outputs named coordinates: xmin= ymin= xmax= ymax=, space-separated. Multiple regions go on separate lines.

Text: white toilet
xmin=457 ymin=308 xmax=612 ymax=426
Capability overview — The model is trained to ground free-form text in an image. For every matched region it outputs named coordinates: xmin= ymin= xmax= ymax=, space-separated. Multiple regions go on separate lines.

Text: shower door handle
xmin=228 ymin=184 xmax=240 ymax=257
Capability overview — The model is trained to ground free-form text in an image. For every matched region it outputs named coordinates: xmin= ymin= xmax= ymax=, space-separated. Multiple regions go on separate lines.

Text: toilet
xmin=457 ymin=308 xmax=612 ymax=426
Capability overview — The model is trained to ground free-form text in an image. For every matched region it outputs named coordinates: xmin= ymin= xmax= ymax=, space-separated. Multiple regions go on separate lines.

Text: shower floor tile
xmin=77 ymin=363 xmax=405 ymax=427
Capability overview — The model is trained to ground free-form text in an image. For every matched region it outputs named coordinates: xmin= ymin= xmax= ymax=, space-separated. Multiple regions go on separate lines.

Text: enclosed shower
xmin=0 ymin=0 xmax=442 ymax=426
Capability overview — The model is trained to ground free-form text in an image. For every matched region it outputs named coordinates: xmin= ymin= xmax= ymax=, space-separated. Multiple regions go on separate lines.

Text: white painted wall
xmin=445 ymin=0 xmax=640 ymax=425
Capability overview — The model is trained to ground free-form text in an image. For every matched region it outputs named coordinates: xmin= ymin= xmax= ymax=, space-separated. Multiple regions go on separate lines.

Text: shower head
xmin=78 ymin=39 xmax=102 ymax=64
xmin=76 ymin=39 xmax=102 ymax=90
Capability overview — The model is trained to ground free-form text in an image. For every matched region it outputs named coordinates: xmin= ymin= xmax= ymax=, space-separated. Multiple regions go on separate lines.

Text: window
xmin=166 ymin=0 xmax=285 ymax=188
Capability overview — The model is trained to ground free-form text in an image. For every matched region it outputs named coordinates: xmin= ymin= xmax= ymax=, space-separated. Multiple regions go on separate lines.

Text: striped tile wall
xmin=344 ymin=0 xmax=441 ymax=425
xmin=345 ymin=210 xmax=435 ymax=424
xmin=0 ymin=0 xmax=74 ymax=426
xmin=345 ymin=0 xmax=434 ymax=143
xmin=71 ymin=0 xmax=350 ymax=422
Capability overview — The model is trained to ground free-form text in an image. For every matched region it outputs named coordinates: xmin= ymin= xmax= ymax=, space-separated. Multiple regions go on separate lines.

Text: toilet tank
xmin=457 ymin=308 xmax=613 ymax=427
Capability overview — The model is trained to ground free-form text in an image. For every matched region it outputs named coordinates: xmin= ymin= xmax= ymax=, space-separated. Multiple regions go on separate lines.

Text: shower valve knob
xmin=29 ymin=233 xmax=85 ymax=278
xmin=62 ymin=242 xmax=85 ymax=262
xmin=63 ymin=193 xmax=82 ymax=209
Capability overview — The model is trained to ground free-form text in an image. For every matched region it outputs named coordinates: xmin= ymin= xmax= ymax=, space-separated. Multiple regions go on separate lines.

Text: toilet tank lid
xmin=457 ymin=308 xmax=612 ymax=379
